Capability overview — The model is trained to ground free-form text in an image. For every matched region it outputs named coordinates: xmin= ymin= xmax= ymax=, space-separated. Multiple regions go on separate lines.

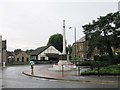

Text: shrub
xmin=113 ymin=55 xmax=120 ymax=64
xmin=94 ymin=55 xmax=109 ymax=62
xmin=77 ymin=60 xmax=94 ymax=66
xmin=94 ymin=55 xmax=120 ymax=65
xmin=81 ymin=64 xmax=120 ymax=75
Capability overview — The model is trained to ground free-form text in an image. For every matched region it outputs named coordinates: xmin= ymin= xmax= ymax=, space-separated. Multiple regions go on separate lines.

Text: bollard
xmin=3 ymin=62 xmax=5 ymax=67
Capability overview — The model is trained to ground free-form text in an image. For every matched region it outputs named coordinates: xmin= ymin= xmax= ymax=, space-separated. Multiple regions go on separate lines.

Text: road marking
xmin=49 ymin=80 xmax=57 ymax=82
xmin=41 ymin=78 xmax=47 ymax=81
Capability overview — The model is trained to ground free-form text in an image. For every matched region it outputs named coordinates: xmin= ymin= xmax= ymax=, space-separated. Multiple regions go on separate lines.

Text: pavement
xmin=23 ymin=64 xmax=119 ymax=84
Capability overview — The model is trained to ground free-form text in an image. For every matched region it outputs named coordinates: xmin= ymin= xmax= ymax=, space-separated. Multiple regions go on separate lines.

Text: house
xmin=15 ymin=51 xmax=30 ymax=63
xmin=30 ymin=45 xmax=61 ymax=63
xmin=71 ymin=35 xmax=120 ymax=61
xmin=71 ymin=36 xmax=99 ymax=61
xmin=76 ymin=36 xmax=87 ymax=59
xmin=71 ymin=36 xmax=87 ymax=60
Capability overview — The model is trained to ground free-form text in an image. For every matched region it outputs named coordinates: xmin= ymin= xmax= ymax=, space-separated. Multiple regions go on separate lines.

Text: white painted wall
xmin=38 ymin=52 xmax=48 ymax=60
xmin=38 ymin=46 xmax=61 ymax=60
xmin=44 ymin=46 xmax=61 ymax=54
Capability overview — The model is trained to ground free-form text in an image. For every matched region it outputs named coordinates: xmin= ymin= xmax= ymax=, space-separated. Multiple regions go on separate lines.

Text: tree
xmin=82 ymin=12 xmax=120 ymax=64
xmin=47 ymin=33 xmax=63 ymax=52
xmin=14 ymin=49 xmax=22 ymax=54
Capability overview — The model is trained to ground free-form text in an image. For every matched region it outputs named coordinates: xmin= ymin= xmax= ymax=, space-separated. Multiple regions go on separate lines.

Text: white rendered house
xmin=30 ymin=45 xmax=61 ymax=63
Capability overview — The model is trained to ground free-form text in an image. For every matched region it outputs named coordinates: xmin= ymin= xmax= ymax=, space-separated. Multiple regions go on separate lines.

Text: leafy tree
xmin=82 ymin=12 xmax=120 ymax=64
xmin=47 ymin=33 xmax=63 ymax=52
xmin=14 ymin=49 xmax=22 ymax=54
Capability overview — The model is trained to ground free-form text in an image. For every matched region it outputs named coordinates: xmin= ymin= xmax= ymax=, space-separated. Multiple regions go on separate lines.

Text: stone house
xmin=71 ymin=36 xmax=87 ymax=60
xmin=15 ymin=51 xmax=30 ymax=63
xmin=71 ymin=36 xmax=120 ymax=61
xmin=71 ymin=36 xmax=100 ymax=61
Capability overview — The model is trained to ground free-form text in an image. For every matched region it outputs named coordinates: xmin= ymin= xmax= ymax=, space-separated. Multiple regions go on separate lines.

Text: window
xmin=17 ymin=58 xmax=19 ymax=62
xmin=22 ymin=57 xmax=24 ymax=62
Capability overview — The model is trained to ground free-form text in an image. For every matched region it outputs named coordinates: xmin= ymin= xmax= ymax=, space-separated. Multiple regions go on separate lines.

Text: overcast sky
xmin=0 ymin=0 xmax=119 ymax=51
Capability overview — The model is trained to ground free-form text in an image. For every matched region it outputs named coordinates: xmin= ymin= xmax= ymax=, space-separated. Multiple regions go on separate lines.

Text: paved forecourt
xmin=23 ymin=64 xmax=119 ymax=85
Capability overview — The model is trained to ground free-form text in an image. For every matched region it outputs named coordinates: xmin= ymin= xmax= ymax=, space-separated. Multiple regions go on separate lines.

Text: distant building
xmin=30 ymin=45 xmax=61 ymax=63
xmin=15 ymin=51 xmax=30 ymax=63
xmin=71 ymin=36 xmax=99 ymax=61
xmin=71 ymin=36 xmax=87 ymax=60
xmin=2 ymin=40 xmax=7 ymax=65
xmin=71 ymin=35 xmax=120 ymax=61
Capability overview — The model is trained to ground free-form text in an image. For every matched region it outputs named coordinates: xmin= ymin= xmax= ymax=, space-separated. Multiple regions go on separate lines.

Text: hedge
xmin=81 ymin=64 xmax=120 ymax=75
xmin=94 ymin=55 xmax=120 ymax=64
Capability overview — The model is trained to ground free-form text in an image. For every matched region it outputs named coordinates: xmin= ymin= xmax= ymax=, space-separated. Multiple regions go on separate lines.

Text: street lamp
xmin=69 ymin=26 xmax=77 ymax=65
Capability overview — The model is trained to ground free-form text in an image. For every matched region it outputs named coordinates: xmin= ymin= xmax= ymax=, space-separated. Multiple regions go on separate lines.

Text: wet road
xmin=1 ymin=65 xmax=119 ymax=88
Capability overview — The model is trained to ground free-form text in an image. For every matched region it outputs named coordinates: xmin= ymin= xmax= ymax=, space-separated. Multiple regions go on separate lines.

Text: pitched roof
xmin=30 ymin=45 xmax=51 ymax=56
xmin=14 ymin=51 xmax=30 ymax=56
xmin=76 ymin=36 xmax=86 ymax=43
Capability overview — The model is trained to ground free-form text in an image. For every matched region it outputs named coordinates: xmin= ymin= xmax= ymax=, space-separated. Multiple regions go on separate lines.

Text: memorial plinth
xmin=49 ymin=52 xmax=76 ymax=71
xmin=49 ymin=20 xmax=76 ymax=71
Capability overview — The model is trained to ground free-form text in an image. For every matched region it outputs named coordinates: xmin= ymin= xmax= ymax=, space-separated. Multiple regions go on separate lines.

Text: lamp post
xmin=69 ymin=26 xmax=77 ymax=65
